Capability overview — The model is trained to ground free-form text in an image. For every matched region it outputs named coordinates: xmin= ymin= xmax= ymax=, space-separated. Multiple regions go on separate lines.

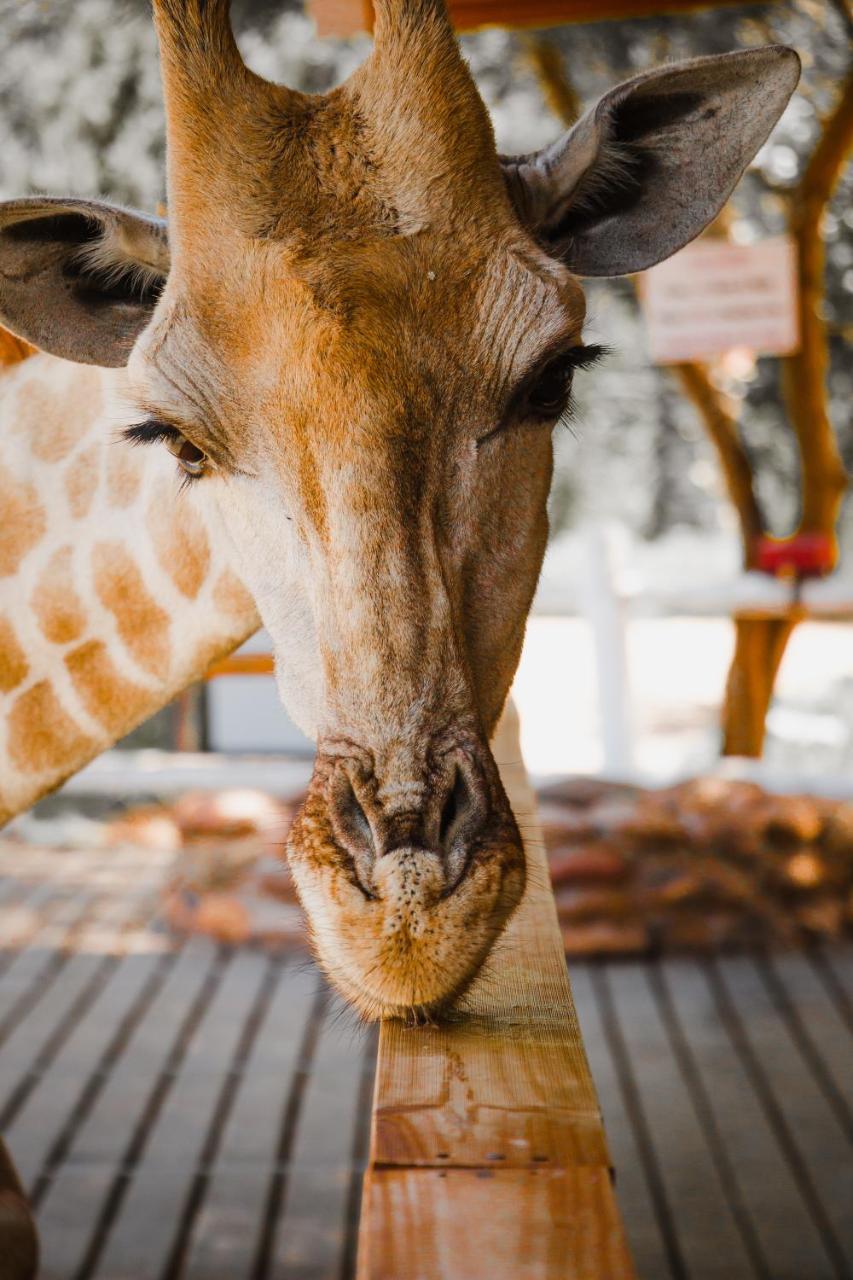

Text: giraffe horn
xmin=153 ymin=0 xmax=252 ymax=93
xmin=152 ymin=0 xmax=302 ymax=243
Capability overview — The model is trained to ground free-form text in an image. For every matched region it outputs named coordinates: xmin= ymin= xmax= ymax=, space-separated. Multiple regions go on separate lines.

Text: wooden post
xmin=356 ymin=704 xmax=635 ymax=1279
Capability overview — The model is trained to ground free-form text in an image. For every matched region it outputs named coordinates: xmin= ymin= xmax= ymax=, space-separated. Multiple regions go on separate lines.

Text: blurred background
xmin=4 ymin=0 xmax=851 ymax=785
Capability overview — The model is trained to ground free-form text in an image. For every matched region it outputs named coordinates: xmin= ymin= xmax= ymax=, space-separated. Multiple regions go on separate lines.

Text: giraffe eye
xmin=166 ymin=433 xmax=207 ymax=478
xmin=123 ymin=419 xmax=209 ymax=481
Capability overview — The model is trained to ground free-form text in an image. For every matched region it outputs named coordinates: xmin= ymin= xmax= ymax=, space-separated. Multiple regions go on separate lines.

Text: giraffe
xmin=0 ymin=338 xmax=260 ymax=826
xmin=0 ymin=0 xmax=799 ymax=1027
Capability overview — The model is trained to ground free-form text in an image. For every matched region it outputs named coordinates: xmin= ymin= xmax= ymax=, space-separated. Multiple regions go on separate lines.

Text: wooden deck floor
xmin=0 ymin=841 xmax=851 ymax=1280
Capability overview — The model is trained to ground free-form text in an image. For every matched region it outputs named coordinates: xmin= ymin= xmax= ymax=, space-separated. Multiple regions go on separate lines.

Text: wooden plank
xmin=763 ymin=952 xmax=853 ymax=1124
xmin=0 ymin=890 xmax=154 ymax=1121
xmin=0 ymin=892 xmax=96 ymax=1034
xmin=569 ymin=964 xmax=675 ymax=1280
xmin=661 ymin=957 xmax=837 ymax=1280
xmin=605 ymin=962 xmax=759 ymax=1280
xmin=358 ymin=704 xmax=633 ymax=1279
xmin=714 ymin=954 xmax=853 ymax=1271
xmin=818 ymin=944 xmax=853 ymax=1021
xmin=360 ymin=1168 xmax=632 ymax=1279
xmin=370 ymin=707 xmax=607 ymax=1172
xmin=269 ymin=1000 xmax=373 ymax=1280
xmin=36 ymin=941 xmax=218 ymax=1280
xmin=5 ymin=949 xmax=164 ymax=1191
xmin=89 ymin=950 xmax=270 ymax=1280
xmin=180 ymin=962 xmax=320 ymax=1280
xmin=55 ymin=939 xmax=216 ymax=1164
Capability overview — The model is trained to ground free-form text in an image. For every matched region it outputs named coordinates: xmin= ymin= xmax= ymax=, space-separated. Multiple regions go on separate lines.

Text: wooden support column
xmin=356 ymin=705 xmax=635 ymax=1279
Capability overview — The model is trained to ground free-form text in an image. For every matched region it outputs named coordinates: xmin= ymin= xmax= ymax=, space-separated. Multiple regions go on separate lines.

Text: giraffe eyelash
xmin=122 ymin=418 xmax=182 ymax=447
xmin=122 ymin=419 xmax=208 ymax=483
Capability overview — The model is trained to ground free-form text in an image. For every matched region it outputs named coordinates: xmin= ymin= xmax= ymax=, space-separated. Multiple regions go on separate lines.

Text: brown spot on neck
xmin=7 ymin=680 xmax=97 ymax=774
xmin=65 ymin=639 xmax=154 ymax=734
xmin=0 ymin=463 xmax=46 ymax=577
xmin=0 ymin=617 xmax=29 ymax=692
xmin=65 ymin=446 xmax=100 ymax=520
xmin=106 ymin=446 xmax=142 ymax=508
xmin=31 ymin=546 xmax=87 ymax=644
xmin=18 ymin=378 xmax=100 ymax=463
xmin=212 ymin=569 xmax=256 ymax=621
xmin=147 ymin=491 xmax=211 ymax=599
xmin=92 ymin=542 xmax=172 ymax=680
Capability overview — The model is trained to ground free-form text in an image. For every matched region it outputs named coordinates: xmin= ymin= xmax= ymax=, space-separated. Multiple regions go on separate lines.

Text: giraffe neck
xmin=0 ymin=350 xmax=259 ymax=824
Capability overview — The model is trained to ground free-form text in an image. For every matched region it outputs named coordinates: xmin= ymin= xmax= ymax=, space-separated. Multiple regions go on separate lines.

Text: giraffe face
xmin=0 ymin=0 xmax=799 ymax=1018
xmin=126 ymin=220 xmax=585 ymax=1016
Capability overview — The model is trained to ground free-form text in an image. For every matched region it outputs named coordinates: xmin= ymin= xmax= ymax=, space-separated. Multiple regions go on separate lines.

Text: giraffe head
xmin=0 ymin=1 xmax=798 ymax=1018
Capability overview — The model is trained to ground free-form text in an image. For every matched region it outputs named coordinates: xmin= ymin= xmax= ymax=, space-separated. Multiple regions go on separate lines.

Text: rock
xmin=562 ymin=920 xmax=648 ymax=956
xmin=658 ymin=910 xmax=746 ymax=951
xmin=540 ymin=811 xmax=600 ymax=850
xmin=555 ymin=886 xmax=637 ymax=922
xmin=762 ymin=795 xmax=823 ymax=846
xmin=822 ymin=801 xmax=853 ymax=858
xmin=103 ymin=806 xmax=181 ymax=852
xmin=539 ymin=777 xmax=638 ymax=809
xmin=782 ymin=850 xmax=828 ymax=892
xmin=796 ymin=896 xmax=844 ymax=939
xmin=171 ymin=789 xmax=294 ymax=843
xmin=548 ymin=841 xmax=631 ymax=886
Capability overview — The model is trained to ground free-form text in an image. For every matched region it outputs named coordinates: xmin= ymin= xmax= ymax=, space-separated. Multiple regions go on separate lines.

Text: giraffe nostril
xmin=438 ymin=759 xmax=485 ymax=887
xmin=329 ymin=775 xmax=376 ymax=897
xmin=439 ymin=766 xmax=465 ymax=847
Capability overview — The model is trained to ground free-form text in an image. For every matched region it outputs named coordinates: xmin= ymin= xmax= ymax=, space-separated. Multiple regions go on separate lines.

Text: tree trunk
xmin=721 ymin=617 xmax=797 ymax=757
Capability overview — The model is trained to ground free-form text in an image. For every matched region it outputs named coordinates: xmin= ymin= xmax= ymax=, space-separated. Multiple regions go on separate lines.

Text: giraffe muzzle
xmin=286 ymin=733 xmax=526 ymax=1019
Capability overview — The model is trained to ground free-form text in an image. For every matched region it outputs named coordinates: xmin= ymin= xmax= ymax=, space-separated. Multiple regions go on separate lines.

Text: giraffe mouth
xmin=285 ymin=739 xmax=526 ymax=1020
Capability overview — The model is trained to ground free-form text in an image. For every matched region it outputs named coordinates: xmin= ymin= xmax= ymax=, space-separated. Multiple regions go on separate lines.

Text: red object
xmin=754 ymin=533 xmax=836 ymax=579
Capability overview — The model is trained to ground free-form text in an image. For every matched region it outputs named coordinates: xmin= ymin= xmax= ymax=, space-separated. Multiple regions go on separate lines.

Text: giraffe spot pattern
xmin=106 ymin=445 xmax=142 ymax=508
xmin=17 ymin=377 xmax=100 ymax=463
xmin=0 ymin=462 xmax=47 ymax=577
xmin=7 ymin=680 xmax=97 ymax=774
xmin=31 ymin=546 xmax=87 ymax=644
xmin=65 ymin=445 xmax=100 ymax=520
xmin=212 ymin=569 xmax=256 ymax=620
xmin=92 ymin=541 xmax=171 ymax=680
xmin=147 ymin=490 xmax=211 ymax=599
xmin=0 ymin=616 xmax=29 ymax=692
xmin=65 ymin=639 xmax=154 ymax=735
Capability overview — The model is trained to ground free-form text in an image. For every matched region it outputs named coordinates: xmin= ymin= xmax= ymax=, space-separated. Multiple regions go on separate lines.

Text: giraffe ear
xmin=501 ymin=46 xmax=800 ymax=278
xmin=0 ymin=198 xmax=169 ymax=367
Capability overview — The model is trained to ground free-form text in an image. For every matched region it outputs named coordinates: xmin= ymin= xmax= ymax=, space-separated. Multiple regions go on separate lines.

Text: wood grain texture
xmin=358 ymin=703 xmax=634 ymax=1278
xmin=359 ymin=1168 xmax=633 ymax=1280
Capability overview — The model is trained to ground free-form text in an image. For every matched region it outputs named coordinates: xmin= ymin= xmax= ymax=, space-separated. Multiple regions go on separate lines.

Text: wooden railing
xmin=356 ymin=703 xmax=635 ymax=1278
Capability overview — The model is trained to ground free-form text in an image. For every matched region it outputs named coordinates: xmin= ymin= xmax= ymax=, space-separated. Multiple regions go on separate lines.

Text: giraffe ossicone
xmin=0 ymin=0 xmax=799 ymax=1018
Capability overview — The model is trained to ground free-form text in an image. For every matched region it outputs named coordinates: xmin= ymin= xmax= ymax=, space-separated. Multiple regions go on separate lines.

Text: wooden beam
xmin=309 ymin=0 xmax=777 ymax=37
xmin=356 ymin=703 xmax=635 ymax=1279
xmin=204 ymin=653 xmax=275 ymax=679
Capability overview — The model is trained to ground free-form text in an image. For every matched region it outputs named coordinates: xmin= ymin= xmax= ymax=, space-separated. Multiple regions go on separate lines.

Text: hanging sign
xmin=640 ymin=236 xmax=799 ymax=364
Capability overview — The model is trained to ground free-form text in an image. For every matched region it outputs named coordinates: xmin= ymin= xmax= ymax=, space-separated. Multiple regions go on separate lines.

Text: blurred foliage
xmin=0 ymin=0 xmax=849 ymax=550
